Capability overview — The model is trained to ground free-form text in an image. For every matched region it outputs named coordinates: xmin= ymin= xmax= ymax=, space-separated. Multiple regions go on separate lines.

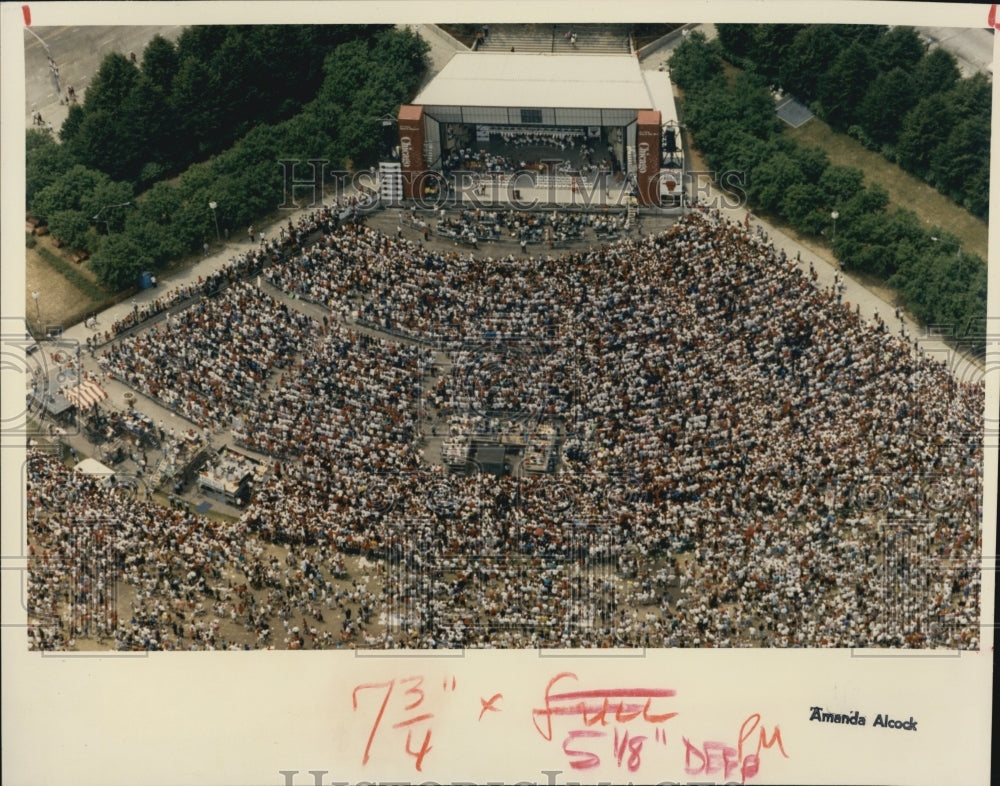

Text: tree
xmin=912 ymin=47 xmax=960 ymax=96
xmin=58 ymin=103 xmax=86 ymax=146
xmin=123 ymin=73 xmax=178 ymax=185
xmin=818 ymin=165 xmax=864 ymax=206
xmin=26 ymin=129 xmax=73 ymax=207
xmin=750 ymin=152 xmax=805 ymax=213
xmin=169 ymin=54 xmax=224 ymax=165
xmin=714 ymin=24 xmax=757 ymax=59
xmin=750 ymin=24 xmax=805 ymax=83
xmin=874 ymin=26 xmax=925 ymax=72
xmin=858 ymin=67 xmax=918 ymax=145
xmin=818 ymin=42 xmax=878 ymax=130
xmin=842 ymin=182 xmax=889 ymax=220
xmin=929 ymin=116 xmax=990 ymax=197
xmin=837 ymin=24 xmax=889 ymax=48
xmin=667 ymin=31 xmax=724 ymax=90
xmin=80 ymin=52 xmax=139 ymax=116
xmin=84 ymin=180 xmax=134 ymax=232
xmin=174 ymin=25 xmax=231 ymax=67
xmin=30 ymin=164 xmax=108 ymax=222
xmin=47 ymin=210 xmax=92 ymax=251
xmin=891 ymin=240 xmax=986 ymax=337
xmin=782 ymin=25 xmax=844 ymax=101
xmin=730 ymin=72 xmax=782 ymax=138
xmin=791 ymin=145 xmax=830 ymax=183
xmin=895 ymin=93 xmax=951 ymax=176
xmin=947 ymin=72 xmax=992 ymax=119
xmin=960 ymin=161 xmax=989 ymax=218
xmin=782 ymin=182 xmax=828 ymax=234
xmin=122 ymin=215 xmax=185 ymax=268
xmin=90 ymin=234 xmax=151 ymax=290
xmin=64 ymin=107 xmax=141 ymax=182
xmin=835 ymin=207 xmax=920 ymax=277
xmin=141 ymin=34 xmax=179 ymax=91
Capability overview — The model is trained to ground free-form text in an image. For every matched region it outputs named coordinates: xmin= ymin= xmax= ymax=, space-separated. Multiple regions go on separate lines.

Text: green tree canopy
xmin=47 ymin=210 xmax=92 ymax=251
xmin=749 ymin=151 xmax=805 ymax=213
xmin=667 ymin=31 xmax=724 ymax=90
xmin=858 ymin=67 xmax=919 ymax=145
xmin=929 ymin=116 xmax=990 ymax=197
xmin=781 ymin=25 xmax=844 ymax=101
xmin=818 ymin=42 xmax=878 ymax=130
xmin=80 ymin=52 xmax=139 ymax=116
xmin=140 ymin=34 xmax=179 ymax=91
xmin=90 ymin=234 xmax=151 ymax=290
xmin=26 ymin=128 xmax=74 ymax=207
xmin=874 ymin=26 xmax=926 ymax=72
xmin=912 ymin=47 xmax=960 ymax=96
xmin=896 ymin=93 xmax=952 ymax=176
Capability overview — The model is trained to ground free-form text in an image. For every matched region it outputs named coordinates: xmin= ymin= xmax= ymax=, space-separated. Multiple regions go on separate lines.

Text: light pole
xmin=25 ymin=25 xmax=60 ymax=95
xmin=830 ymin=211 xmax=839 ymax=243
xmin=209 ymin=201 xmax=221 ymax=242
xmin=32 ymin=291 xmax=42 ymax=331
xmin=91 ymin=201 xmax=132 ymax=232
xmin=930 ymin=236 xmax=962 ymax=259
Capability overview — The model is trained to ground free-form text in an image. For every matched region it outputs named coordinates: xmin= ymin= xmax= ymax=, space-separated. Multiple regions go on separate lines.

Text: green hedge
xmin=36 ymin=246 xmax=112 ymax=302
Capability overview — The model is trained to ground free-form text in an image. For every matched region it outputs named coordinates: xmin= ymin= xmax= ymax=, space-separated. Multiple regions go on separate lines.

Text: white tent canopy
xmin=73 ymin=457 xmax=115 ymax=478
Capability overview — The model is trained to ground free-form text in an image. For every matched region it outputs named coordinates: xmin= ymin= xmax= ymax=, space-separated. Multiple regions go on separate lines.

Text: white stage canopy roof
xmin=413 ymin=52 xmax=657 ymax=111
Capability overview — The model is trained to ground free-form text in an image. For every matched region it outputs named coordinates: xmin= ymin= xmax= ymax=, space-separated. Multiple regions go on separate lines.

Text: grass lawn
xmin=26 ymin=236 xmax=115 ymax=334
xmin=787 ymin=119 xmax=988 ymax=261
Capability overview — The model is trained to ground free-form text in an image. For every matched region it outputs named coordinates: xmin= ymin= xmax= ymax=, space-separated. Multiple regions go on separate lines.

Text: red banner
xmin=635 ymin=110 xmax=662 ymax=207
xmin=397 ymin=105 xmax=426 ymax=200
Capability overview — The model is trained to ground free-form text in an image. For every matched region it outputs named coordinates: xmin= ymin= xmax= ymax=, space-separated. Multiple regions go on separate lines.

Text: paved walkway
xmin=916 ymin=26 xmax=995 ymax=78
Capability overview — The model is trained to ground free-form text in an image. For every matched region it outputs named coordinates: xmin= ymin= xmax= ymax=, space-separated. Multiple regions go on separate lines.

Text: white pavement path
xmin=916 ymin=26 xmax=995 ymax=78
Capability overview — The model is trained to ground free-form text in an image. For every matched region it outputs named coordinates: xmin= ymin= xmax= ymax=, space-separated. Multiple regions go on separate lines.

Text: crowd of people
xmin=232 ymin=321 xmax=432 ymax=468
xmin=26 ymin=448 xmax=373 ymax=651
xmin=99 ymin=281 xmax=317 ymax=429
xmin=27 ymin=208 xmax=984 ymax=650
xmin=97 ymin=249 xmax=280 ymax=344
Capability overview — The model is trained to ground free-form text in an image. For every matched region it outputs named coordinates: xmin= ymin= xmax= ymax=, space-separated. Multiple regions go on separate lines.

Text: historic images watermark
xmin=277 ymin=159 xmax=748 ymax=213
